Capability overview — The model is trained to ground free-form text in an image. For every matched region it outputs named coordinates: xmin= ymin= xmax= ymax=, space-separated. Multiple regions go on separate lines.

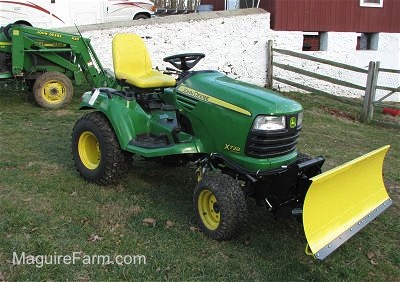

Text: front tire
xmin=71 ymin=112 xmax=131 ymax=185
xmin=133 ymin=14 xmax=150 ymax=20
xmin=194 ymin=173 xmax=248 ymax=240
xmin=33 ymin=72 xmax=73 ymax=109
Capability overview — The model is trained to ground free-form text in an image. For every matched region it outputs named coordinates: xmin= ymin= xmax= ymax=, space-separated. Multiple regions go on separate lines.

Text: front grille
xmin=245 ymin=127 xmax=301 ymax=158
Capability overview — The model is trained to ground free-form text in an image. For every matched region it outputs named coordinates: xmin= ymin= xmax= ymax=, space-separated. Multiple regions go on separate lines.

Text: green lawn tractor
xmin=0 ymin=23 xmax=116 ymax=108
xmin=71 ymin=33 xmax=392 ymax=260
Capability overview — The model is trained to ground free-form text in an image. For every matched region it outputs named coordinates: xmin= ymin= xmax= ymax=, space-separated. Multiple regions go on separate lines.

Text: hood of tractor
xmin=178 ymin=72 xmax=302 ymax=117
xmin=173 ymin=72 xmax=303 ymax=171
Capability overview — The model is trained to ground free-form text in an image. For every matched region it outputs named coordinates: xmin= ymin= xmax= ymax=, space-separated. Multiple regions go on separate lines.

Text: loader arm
xmin=7 ymin=24 xmax=116 ymax=88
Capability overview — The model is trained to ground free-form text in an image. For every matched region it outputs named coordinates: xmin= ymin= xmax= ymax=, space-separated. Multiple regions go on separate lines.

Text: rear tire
xmin=3 ymin=24 xmax=13 ymax=40
xmin=33 ymin=72 xmax=73 ymax=109
xmin=71 ymin=112 xmax=131 ymax=185
xmin=3 ymin=21 xmax=32 ymax=40
xmin=133 ymin=14 xmax=150 ymax=20
xmin=194 ymin=173 xmax=248 ymax=240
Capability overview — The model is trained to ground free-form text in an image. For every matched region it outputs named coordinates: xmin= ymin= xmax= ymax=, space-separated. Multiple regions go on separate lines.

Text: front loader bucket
xmin=303 ymin=145 xmax=392 ymax=260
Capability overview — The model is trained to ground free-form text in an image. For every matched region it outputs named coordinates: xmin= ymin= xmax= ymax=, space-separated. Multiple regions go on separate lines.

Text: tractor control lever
xmin=164 ymin=67 xmax=181 ymax=76
xmin=166 ymin=67 xmax=179 ymax=72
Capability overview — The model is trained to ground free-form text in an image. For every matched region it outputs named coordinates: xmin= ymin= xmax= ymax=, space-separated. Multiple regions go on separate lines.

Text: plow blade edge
xmin=303 ymin=145 xmax=392 ymax=260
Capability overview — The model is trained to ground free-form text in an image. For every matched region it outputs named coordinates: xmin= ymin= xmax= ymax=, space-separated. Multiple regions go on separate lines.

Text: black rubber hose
xmin=3 ymin=24 xmax=13 ymax=40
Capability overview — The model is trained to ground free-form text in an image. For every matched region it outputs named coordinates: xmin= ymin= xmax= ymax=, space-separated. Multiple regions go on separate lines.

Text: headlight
xmin=252 ymin=115 xmax=286 ymax=131
xmin=298 ymin=112 xmax=303 ymax=127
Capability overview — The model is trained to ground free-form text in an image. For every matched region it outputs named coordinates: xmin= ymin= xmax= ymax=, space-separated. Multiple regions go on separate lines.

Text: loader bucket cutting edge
xmin=303 ymin=145 xmax=392 ymax=260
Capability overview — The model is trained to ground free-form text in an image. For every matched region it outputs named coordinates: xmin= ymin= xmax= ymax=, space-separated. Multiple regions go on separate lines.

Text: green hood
xmin=180 ymin=72 xmax=302 ymax=117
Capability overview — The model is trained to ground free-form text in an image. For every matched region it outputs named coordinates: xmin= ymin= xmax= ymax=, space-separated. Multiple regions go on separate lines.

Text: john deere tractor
xmin=0 ymin=23 xmax=116 ymax=108
xmin=71 ymin=33 xmax=392 ymax=260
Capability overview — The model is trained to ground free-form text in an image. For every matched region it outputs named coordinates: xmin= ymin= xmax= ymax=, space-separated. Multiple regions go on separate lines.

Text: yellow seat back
xmin=112 ymin=33 xmax=153 ymax=80
xmin=112 ymin=33 xmax=176 ymax=89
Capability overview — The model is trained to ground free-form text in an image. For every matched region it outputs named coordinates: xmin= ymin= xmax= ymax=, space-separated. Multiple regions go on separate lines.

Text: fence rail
xmin=272 ymin=62 xmax=366 ymax=91
xmin=272 ymin=48 xmax=368 ymax=74
xmin=267 ymin=40 xmax=400 ymax=129
xmin=273 ymin=76 xmax=363 ymax=107
xmin=379 ymin=68 xmax=400 ymax=74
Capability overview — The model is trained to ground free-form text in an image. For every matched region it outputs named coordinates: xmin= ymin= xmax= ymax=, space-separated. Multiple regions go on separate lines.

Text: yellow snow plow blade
xmin=303 ymin=145 xmax=392 ymax=260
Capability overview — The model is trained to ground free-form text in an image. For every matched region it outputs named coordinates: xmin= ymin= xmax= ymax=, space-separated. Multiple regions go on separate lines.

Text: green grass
xmin=0 ymin=83 xmax=399 ymax=281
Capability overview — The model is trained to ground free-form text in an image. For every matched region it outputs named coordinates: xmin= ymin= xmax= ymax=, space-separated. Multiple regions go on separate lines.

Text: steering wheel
xmin=163 ymin=53 xmax=205 ymax=71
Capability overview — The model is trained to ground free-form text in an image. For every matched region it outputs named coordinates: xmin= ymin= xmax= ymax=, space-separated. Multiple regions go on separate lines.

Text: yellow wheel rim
xmin=78 ymin=131 xmax=101 ymax=170
xmin=198 ymin=189 xmax=220 ymax=230
xmin=41 ymin=80 xmax=66 ymax=104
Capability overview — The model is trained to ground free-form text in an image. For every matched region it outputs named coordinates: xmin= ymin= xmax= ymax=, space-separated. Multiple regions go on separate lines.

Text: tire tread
xmin=71 ymin=111 xmax=131 ymax=185
xmin=33 ymin=72 xmax=73 ymax=109
xmin=194 ymin=173 xmax=248 ymax=240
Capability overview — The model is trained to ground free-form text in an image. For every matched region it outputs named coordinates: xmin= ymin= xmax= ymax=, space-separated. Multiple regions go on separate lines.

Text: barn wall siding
xmin=201 ymin=0 xmax=400 ymax=33
xmin=271 ymin=0 xmax=400 ymax=32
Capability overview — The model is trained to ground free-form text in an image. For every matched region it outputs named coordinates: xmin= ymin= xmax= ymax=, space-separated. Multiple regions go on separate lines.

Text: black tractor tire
xmin=194 ymin=173 xmax=248 ymax=240
xmin=3 ymin=24 xmax=13 ymax=40
xmin=71 ymin=112 xmax=131 ymax=185
xmin=33 ymin=72 xmax=73 ymax=109
xmin=133 ymin=14 xmax=150 ymax=20
xmin=13 ymin=20 xmax=32 ymax=26
xmin=3 ymin=21 xmax=32 ymax=40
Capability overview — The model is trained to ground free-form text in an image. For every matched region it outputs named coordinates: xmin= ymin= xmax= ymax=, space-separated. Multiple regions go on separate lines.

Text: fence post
xmin=266 ymin=40 xmax=273 ymax=88
xmin=362 ymin=61 xmax=379 ymax=123
xmin=369 ymin=61 xmax=380 ymax=122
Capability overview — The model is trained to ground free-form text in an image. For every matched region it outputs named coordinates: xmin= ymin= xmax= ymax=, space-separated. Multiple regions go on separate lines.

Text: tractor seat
xmin=112 ymin=34 xmax=176 ymax=89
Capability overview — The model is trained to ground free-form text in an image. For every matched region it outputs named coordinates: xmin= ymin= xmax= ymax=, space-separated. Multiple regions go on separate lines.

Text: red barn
xmin=200 ymin=0 xmax=400 ymax=33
